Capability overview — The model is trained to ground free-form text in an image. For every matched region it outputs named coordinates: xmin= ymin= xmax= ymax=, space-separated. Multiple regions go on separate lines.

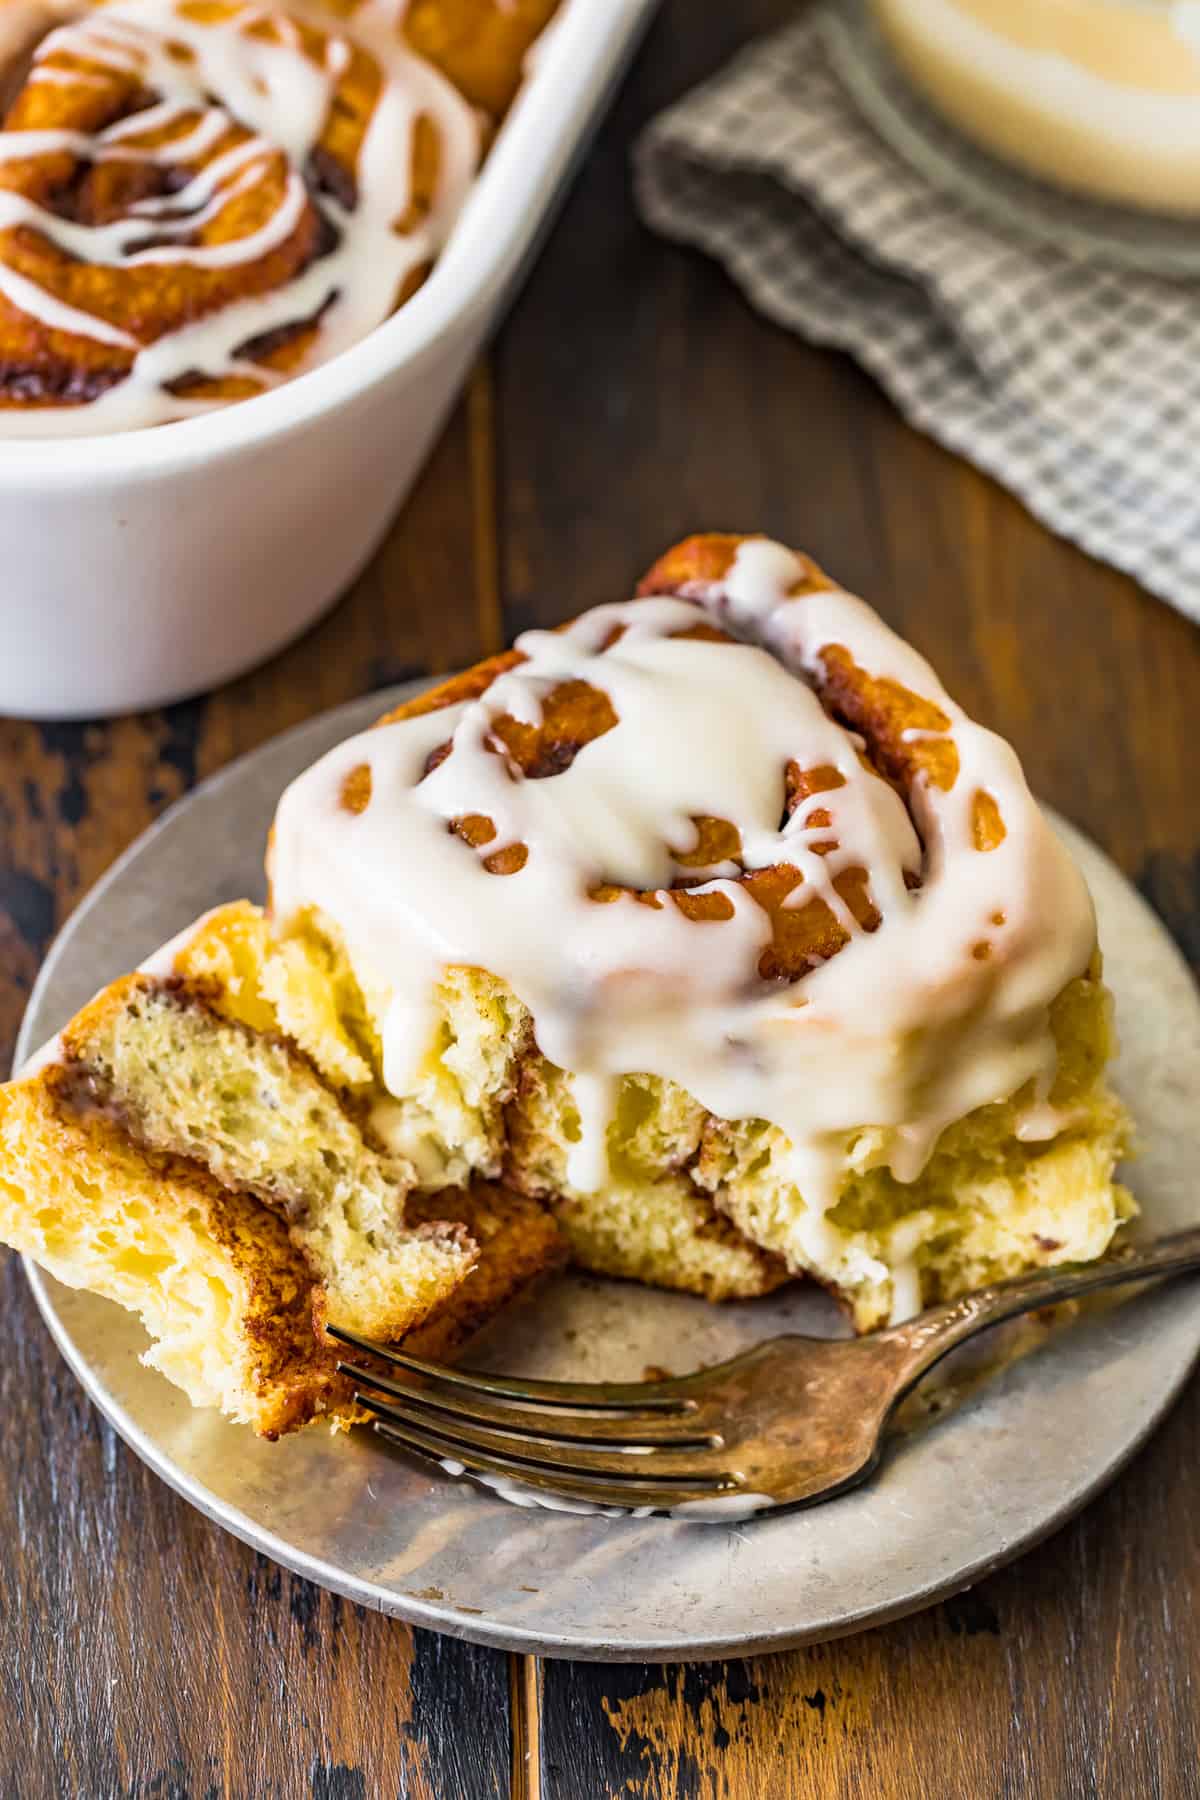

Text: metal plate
xmin=820 ymin=0 xmax=1200 ymax=280
xmin=16 ymin=683 xmax=1200 ymax=1662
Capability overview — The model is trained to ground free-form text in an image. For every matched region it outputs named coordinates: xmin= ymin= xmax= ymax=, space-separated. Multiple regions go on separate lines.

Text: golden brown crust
xmin=402 ymin=1181 xmax=567 ymax=1360
xmin=639 ymin=534 xmax=965 ymax=805
xmin=403 ymin=0 xmax=559 ymax=116
xmin=374 ymin=649 xmax=525 ymax=726
xmin=635 ymin=532 xmax=831 ymax=599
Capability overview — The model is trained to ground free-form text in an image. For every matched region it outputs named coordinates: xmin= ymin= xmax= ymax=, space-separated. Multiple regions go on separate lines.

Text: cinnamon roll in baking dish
xmin=0 ymin=536 xmax=1133 ymax=1432
xmin=0 ymin=0 xmax=556 ymax=431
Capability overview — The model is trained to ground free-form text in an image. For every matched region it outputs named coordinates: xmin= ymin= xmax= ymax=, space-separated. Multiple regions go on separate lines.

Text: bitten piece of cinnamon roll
xmin=0 ymin=900 xmax=566 ymax=1434
xmin=0 ymin=0 xmax=556 ymax=432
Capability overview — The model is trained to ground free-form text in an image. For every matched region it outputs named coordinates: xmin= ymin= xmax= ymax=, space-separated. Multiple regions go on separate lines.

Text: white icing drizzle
xmin=439 ymin=1457 xmax=633 ymax=1518
xmin=885 ymin=1257 xmax=922 ymax=1325
xmin=0 ymin=255 xmax=138 ymax=345
xmin=667 ymin=1491 xmax=774 ymax=1522
xmin=1014 ymin=1099 xmax=1084 ymax=1144
xmin=565 ymin=1071 xmax=615 ymax=1194
xmin=269 ymin=541 xmax=1098 ymax=1244
xmin=0 ymin=0 xmax=482 ymax=433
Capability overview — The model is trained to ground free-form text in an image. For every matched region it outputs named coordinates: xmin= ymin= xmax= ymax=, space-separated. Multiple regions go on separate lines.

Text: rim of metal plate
xmin=16 ymin=680 xmax=1200 ymax=1662
xmin=820 ymin=0 xmax=1200 ymax=279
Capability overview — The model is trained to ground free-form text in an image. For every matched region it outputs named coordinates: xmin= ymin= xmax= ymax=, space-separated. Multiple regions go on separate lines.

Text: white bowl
xmin=0 ymin=0 xmax=658 ymax=720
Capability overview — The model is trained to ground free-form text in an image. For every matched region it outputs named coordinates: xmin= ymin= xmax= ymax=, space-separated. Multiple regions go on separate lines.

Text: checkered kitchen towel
xmin=634 ymin=11 xmax=1200 ymax=624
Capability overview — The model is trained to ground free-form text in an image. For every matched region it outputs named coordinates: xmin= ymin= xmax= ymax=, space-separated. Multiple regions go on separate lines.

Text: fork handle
xmin=884 ymin=1223 xmax=1200 ymax=1381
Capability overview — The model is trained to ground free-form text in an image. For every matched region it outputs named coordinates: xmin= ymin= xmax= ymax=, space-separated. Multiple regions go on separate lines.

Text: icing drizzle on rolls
xmin=0 ymin=0 xmax=480 ymax=432
xmin=269 ymin=537 xmax=1098 ymax=1217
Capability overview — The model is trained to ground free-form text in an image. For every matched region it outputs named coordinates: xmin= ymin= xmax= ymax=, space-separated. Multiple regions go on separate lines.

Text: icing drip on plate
xmin=438 ymin=1458 xmax=775 ymax=1521
xmin=0 ymin=0 xmax=481 ymax=432
xmin=269 ymin=540 xmax=1098 ymax=1226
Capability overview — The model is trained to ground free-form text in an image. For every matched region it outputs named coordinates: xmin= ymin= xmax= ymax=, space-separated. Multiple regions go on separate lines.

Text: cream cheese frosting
xmin=268 ymin=539 xmax=1098 ymax=1228
xmin=874 ymin=0 xmax=1200 ymax=213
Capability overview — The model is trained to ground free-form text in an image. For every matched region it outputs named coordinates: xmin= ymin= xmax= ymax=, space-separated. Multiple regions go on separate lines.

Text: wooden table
xmin=3 ymin=5 xmax=1199 ymax=1794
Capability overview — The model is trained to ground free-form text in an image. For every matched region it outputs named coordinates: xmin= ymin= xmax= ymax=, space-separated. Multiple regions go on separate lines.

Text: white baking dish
xmin=0 ymin=0 xmax=658 ymax=720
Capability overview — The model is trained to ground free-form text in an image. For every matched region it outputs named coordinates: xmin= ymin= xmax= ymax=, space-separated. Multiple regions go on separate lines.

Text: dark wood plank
xmin=541 ymin=1401 xmax=1200 ymax=1800
xmin=0 ymin=389 xmax=514 ymax=1800
xmin=493 ymin=1 xmax=1200 ymax=1793
xmin=1 ymin=1304 xmax=511 ymax=1800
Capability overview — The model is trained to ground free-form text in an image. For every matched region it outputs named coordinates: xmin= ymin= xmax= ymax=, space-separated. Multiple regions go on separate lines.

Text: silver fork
xmin=328 ymin=1226 xmax=1200 ymax=1515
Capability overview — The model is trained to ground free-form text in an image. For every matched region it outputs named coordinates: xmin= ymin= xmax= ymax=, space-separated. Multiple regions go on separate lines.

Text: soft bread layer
xmin=530 ymin=1175 xmax=789 ymax=1303
xmin=177 ymin=904 xmax=518 ymax=1188
xmin=699 ymin=968 xmax=1133 ymax=1328
xmin=183 ymin=905 xmax=1131 ymax=1325
xmin=61 ymin=976 xmax=475 ymax=1341
xmin=177 ymin=904 xmax=786 ymax=1301
xmin=507 ymin=1060 xmax=788 ymax=1300
xmin=0 ymin=1079 xmax=347 ymax=1437
xmin=0 ymin=1071 xmax=563 ymax=1434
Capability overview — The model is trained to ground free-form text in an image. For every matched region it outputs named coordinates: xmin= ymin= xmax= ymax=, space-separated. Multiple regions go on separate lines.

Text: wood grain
xmin=1 ymin=0 xmax=1198 ymax=1793
xmin=542 ymin=1410 xmax=1200 ymax=1800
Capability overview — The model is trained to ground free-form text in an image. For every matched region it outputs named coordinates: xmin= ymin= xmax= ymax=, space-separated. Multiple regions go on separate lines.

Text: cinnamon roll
xmin=0 ymin=535 xmax=1133 ymax=1431
xmin=268 ymin=532 xmax=1134 ymax=1328
xmin=0 ymin=0 xmax=556 ymax=431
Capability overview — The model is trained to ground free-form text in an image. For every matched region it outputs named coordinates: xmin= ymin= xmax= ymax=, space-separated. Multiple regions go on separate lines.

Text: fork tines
xmin=326 ymin=1322 xmax=740 ymax=1511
